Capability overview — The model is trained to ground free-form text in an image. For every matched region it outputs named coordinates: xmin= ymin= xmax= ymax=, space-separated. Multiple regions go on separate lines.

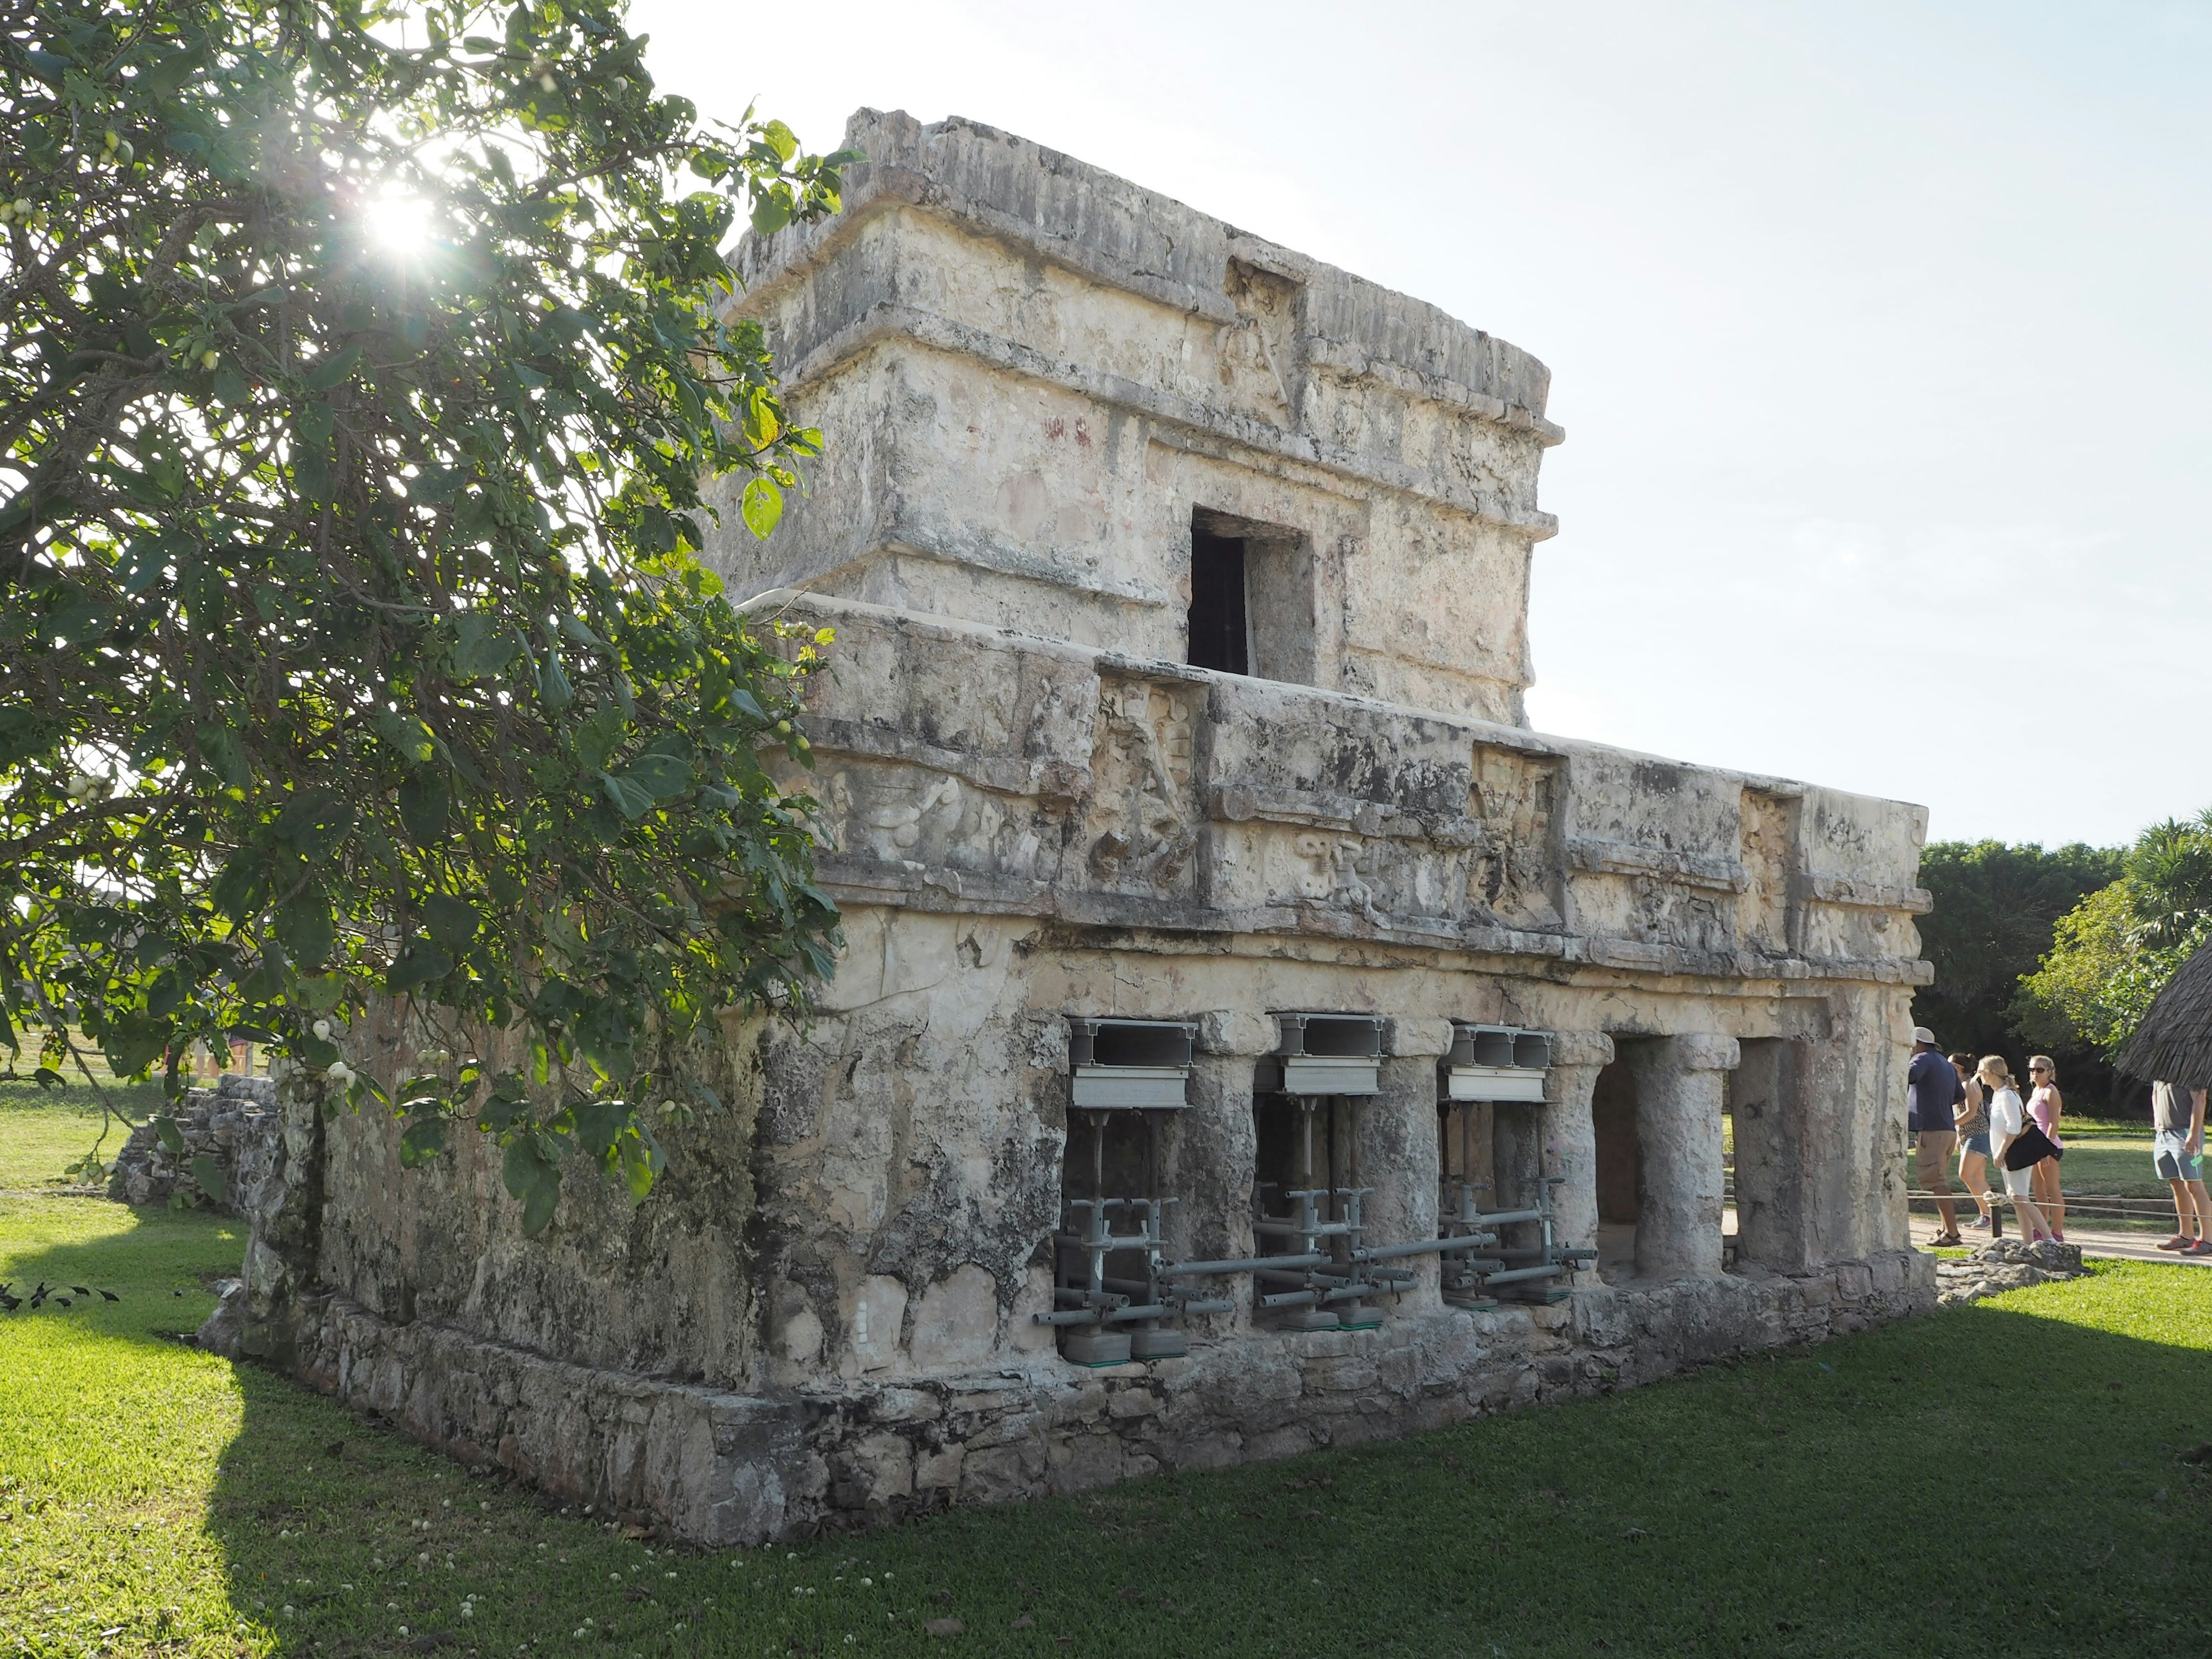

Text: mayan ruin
xmin=176 ymin=109 xmax=1963 ymax=1545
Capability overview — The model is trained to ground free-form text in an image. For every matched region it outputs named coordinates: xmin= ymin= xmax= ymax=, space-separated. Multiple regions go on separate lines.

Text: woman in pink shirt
xmin=2026 ymin=1056 xmax=2065 ymax=1241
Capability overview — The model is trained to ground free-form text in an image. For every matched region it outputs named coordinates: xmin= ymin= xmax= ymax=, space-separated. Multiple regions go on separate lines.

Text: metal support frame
xmin=1437 ymin=1094 xmax=1597 ymax=1307
xmin=1039 ymin=1105 xmax=1234 ymax=1365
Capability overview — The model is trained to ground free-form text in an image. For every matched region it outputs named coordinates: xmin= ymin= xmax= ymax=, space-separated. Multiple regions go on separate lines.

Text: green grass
xmin=3 ymin=1121 xmax=2210 ymax=1658
xmin=0 ymin=1081 xmax=162 ymax=1193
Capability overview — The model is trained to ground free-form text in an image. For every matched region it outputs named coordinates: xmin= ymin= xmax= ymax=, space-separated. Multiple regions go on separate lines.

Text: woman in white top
xmin=1980 ymin=1055 xmax=2051 ymax=1242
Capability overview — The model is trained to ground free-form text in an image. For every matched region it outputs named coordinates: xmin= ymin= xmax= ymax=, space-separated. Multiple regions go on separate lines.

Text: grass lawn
xmin=0 ymin=1078 xmax=164 ymax=1195
xmin=3 ymin=1099 xmax=2210 ymax=1658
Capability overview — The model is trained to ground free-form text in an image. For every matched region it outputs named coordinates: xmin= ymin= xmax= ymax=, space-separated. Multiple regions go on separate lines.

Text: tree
xmin=1 ymin=0 xmax=851 ymax=1231
xmin=1911 ymin=838 xmax=2121 ymax=1092
xmin=2016 ymin=810 xmax=2212 ymax=1071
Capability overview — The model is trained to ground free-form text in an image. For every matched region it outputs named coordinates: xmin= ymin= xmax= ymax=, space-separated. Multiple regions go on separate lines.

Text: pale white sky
xmin=636 ymin=0 xmax=2212 ymax=850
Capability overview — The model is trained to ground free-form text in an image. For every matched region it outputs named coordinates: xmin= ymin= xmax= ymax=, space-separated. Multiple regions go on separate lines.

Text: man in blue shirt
xmin=1907 ymin=1025 xmax=1964 ymax=1245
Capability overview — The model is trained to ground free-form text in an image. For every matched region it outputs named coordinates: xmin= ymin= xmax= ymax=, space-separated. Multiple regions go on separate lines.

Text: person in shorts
xmin=1950 ymin=1051 xmax=1997 ymax=1233
xmin=2150 ymin=1080 xmax=2211 ymax=1256
xmin=1981 ymin=1056 xmax=2051 ymax=1242
xmin=1907 ymin=1027 xmax=1964 ymax=1245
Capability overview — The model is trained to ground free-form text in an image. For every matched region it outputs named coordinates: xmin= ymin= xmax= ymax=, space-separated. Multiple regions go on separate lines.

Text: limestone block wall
xmin=707 ymin=109 xmax=1560 ymax=725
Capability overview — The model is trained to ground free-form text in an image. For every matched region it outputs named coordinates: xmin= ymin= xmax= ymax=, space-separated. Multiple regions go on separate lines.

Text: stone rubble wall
xmin=272 ymin=1250 xmax=1931 ymax=1545
xmin=107 ymin=1072 xmax=279 ymax=1211
xmin=1933 ymin=1239 xmax=2090 ymax=1305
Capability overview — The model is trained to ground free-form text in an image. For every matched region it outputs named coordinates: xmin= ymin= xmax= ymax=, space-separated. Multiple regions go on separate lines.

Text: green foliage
xmin=2016 ymin=809 xmax=2212 ymax=1061
xmin=1911 ymin=838 xmax=2120 ymax=1086
xmin=1 ymin=0 xmax=851 ymax=1231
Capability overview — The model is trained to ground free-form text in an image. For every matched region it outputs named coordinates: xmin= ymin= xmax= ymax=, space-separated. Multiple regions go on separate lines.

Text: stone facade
xmin=217 ymin=110 xmax=1938 ymax=1543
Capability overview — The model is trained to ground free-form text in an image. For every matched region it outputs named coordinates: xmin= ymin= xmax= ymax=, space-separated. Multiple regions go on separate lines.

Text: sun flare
xmin=364 ymin=192 xmax=434 ymax=256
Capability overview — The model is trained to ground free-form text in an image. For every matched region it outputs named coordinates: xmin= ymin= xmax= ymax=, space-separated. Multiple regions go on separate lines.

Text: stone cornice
xmin=772 ymin=301 xmax=1560 ymax=541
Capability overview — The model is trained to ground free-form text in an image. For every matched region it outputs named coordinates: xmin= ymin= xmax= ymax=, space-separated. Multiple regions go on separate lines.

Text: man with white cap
xmin=1907 ymin=1025 xmax=1964 ymax=1245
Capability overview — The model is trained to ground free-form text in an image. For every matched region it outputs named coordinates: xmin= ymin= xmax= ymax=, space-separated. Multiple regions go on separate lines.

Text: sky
xmin=633 ymin=0 xmax=2212 ymax=850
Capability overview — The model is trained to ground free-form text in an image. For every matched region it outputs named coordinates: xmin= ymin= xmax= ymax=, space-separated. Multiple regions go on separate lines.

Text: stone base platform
xmin=209 ymin=1251 xmax=1932 ymax=1546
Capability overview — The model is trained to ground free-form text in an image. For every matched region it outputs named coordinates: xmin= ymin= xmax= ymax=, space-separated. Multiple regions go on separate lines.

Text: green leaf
xmin=190 ymin=1154 xmax=230 ymax=1206
xmin=599 ymin=770 xmax=656 ymax=819
xmin=615 ymin=1123 xmax=664 ymax=1203
xmin=618 ymin=751 xmax=691 ymax=802
xmin=539 ymin=648 xmax=574 ymax=711
xmin=749 ymin=194 xmax=792 ymax=237
xmin=397 ymin=771 xmax=451 ymax=844
xmin=739 ymin=476 xmax=783 ymax=539
xmin=275 ymin=893 xmax=337 ymax=967
xmin=449 ymin=614 xmax=522 ymax=678
xmin=103 ymin=1028 xmax=166 ymax=1080
xmin=555 ymin=613 xmax=607 ymax=650
xmin=399 ymin=1116 xmax=448 ymax=1168
xmin=304 ymin=343 xmax=363 ymax=392
xmin=155 ymin=1115 xmax=185 ymax=1155
xmin=198 ymin=724 xmax=249 ymax=789
xmin=423 ymin=893 xmax=480 ymax=955
xmin=276 ymin=789 xmax=355 ymax=861
xmin=296 ymin=974 xmax=347 ymax=1014
xmin=386 ymin=938 xmax=455 ymax=995
xmin=571 ymin=1092 xmax=629 ymax=1157
xmin=211 ymin=851 xmax=270 ymax=922
xmin=502 ymin=1135 xmax=563 ymax=1238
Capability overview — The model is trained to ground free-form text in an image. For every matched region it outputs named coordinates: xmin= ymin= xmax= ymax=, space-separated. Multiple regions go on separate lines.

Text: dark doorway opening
xmin=1186 ymin=524 xmax=1249 ymax=675
xmin=1592 ymin=1056 xmax=1640 ymax=1283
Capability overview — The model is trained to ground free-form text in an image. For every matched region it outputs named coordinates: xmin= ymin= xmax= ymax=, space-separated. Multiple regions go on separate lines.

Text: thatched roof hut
xmin=2117 ymin=942 xmax=2212 ymax=1086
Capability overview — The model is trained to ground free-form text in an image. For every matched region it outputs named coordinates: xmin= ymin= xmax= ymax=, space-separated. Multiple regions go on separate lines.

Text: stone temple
xmin=217 ymin=109 xmax=1937 ymax=1543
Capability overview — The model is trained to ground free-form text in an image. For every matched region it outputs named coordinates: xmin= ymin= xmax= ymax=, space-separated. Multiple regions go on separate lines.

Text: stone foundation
xmin=262 ymin=1252 xmax=1930 ymax=1544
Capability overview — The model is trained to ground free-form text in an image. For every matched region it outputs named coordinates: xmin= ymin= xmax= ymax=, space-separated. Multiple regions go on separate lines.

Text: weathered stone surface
xmin=218 ymin=109 xmax=1946 ymax=1544
xmin=107 ymin=1072 xmax=277 ymax=1211
xmin=1934 ymin=1239 xmax=2089 ymax=1306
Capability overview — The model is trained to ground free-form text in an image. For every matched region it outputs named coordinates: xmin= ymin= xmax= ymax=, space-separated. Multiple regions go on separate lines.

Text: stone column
xmin=1730 ymin=1036 xmax=1812 ymax=1273
xmin=1364 ymin=1018 xmax=1452 ymax=1313
xmin=1624 ymin=1033 xmax=1738 ymax=1282
xmin=1172 ymin=1010 xmax=1275 ymax=1338
xmin=1540 ymin=1032 xmax=1614 ymax=1284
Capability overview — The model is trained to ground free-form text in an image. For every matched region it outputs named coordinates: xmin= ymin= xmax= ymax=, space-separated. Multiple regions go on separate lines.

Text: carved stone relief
xmin=1627 ymin=876 xmax=1734 ymax=955
xmin=1468 ymin=745 xmax=1563 ymax=929
xmin=1739 ymin=789 xmax=1801 ymax=955
xmin=1082 ymin=679 xmax=1199 ymax=894
xmin=1222 ymin=259 xmax=1304 ymax=427
xmin=816 ymin=763 xmax=1054 ymax=885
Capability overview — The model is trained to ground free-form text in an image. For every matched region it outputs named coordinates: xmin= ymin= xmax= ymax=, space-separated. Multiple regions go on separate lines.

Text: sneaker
xmin=1968 ymin=1215 xmax=1992 ymax=1231
xmin=2157 ymin=1235 xmax=2191 ymax=1251
xmin=2187 ymin=1240 xmax=2212 ymax=1257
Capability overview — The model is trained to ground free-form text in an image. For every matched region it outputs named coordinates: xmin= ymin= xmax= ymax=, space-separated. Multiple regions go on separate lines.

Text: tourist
xmin=2025 ymin=1056 xmax=2066 ymax=1241
xmin=2150 ymin=1080 xmax=2212 ymax=1256
xmin=1907 ymin=1027 xmax=1964 ymax=1245
xmin=1982 ymin=1056 xmax=2051 ymax=1241
xmin=1950 ymin=1051 xmax=1997 ymax=1233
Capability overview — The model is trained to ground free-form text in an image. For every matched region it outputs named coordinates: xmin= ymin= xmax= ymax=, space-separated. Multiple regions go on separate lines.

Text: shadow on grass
xmin=7 ymin=1208 xmax=2207 ymax=1658
xmin=165 ymin=1266 xmax=2212 ymax=1659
